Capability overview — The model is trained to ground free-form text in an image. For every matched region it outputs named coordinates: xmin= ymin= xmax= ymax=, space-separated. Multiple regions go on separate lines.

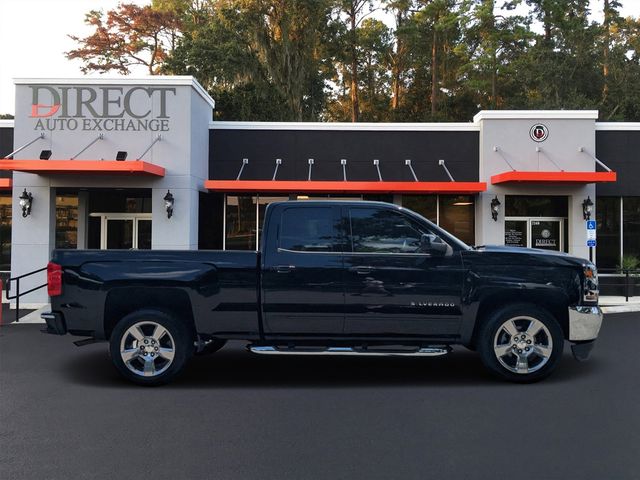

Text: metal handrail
xmin=597 ymin=268 xmax=640 ymax=303
xmin=5 ymin=266 xmax=47 ymax=323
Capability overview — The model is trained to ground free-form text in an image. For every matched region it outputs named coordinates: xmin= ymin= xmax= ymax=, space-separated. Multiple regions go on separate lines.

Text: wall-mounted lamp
xmin=19 ymin=189 xmax=33 ymax=218
xmin=39 ymin=150 xmax=52 ymax=160
xmin=582 ymin=196 xmax=593 ymax=220
xmin=163 ymin=190 xmax=174 ymax=219
xmin=490 ymin=195 xmax=501 ymax=221
xmin=116 ymin=151 xmax=128 ymax=161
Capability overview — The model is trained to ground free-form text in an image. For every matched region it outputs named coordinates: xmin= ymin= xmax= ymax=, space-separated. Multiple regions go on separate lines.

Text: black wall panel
xmin=0 ymin=128 xmax=13 ymax=179
xmin=209 ymin=129 xmax=480 ymax=183
xmin=596 ymin=130 xmax=640 ymax=196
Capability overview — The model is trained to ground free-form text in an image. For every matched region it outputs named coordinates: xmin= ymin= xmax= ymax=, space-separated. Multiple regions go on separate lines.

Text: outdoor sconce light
xmin=116 ymin=151 xmax=128 ymax=161
xmin=490 ymin=195 xmax=501 ymax=221
xmin=19 ymin=189 xmax=33 ymax=218
xmin=164 ymin=190 xmax=174 ymax=219
xmin=582 ymin=196 xmax=594 ymax=220
xmin=39 ymin=150 xmax=52 ymax=160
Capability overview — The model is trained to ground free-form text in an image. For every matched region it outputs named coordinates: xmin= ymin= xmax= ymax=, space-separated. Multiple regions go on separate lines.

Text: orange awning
xmin=205 ymin=180 xmax=487 ymax=194
xmin=0 ymin=160 xmax=165 ymax=177
xmin=491 ymin=171 xmax=616 ymax=185
xmin=0 ymin=178 xmax=11 ymax=190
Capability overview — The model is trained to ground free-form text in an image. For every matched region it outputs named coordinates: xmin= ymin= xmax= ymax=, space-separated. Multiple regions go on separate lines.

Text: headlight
xmin=583 ymin=264 xmax=599 ymax=303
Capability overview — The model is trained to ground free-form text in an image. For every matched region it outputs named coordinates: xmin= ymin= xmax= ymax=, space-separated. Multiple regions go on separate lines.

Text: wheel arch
xmin=469 ymin=290 xmax=569 ymax=348
xmin=104 ymin=287 xmax=196 ymax=340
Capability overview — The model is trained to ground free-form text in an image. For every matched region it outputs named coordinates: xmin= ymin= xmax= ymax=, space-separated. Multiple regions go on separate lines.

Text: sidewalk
xmin=599 ymin=296 xmax=640 ymax=314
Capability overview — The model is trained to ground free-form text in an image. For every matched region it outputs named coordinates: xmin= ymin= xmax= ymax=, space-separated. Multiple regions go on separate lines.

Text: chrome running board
xmin=248 ymin=345 xmax=451 ymax=357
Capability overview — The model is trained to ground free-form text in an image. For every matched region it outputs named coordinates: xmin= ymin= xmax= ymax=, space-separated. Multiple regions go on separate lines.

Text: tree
xmin=67 ymin=3 xmax=181 ymax=74
xmin=384 ymin=0 xmax=416 ymax=115
xmin=242 ymin=0 xmax=333 ymax=121
xmin=332 ymin=0 xmax=376 ymax=121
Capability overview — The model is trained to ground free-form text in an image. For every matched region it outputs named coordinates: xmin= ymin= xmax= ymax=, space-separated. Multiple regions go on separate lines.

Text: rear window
xmin=279 ymin=207 xmax=337 ymax=252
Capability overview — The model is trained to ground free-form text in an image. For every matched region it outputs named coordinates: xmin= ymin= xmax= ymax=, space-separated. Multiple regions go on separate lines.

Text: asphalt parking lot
xmin=1 ymin=313 xmax=639 ymax=480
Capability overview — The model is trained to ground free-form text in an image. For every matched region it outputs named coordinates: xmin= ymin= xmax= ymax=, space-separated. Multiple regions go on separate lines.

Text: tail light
xmin=47 ymin=262 xmax=62 ymax=297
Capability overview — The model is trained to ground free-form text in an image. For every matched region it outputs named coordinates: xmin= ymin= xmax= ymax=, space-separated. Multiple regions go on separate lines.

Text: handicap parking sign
xmin=586 ymin=221 xmax=596 ymax=246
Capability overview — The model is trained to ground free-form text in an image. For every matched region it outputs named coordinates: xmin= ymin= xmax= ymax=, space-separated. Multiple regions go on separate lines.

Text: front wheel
xmin=109 ymin=310 xmax=194 ymax=386
xmin=477 ymin=304 xmax=564 ymax=383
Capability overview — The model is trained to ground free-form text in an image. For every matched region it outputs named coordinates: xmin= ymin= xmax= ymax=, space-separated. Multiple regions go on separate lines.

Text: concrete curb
xmin=602 ymin=305 xmax=640 ymax=314
xmin=12 ymin=305 xmax=50 ymax=324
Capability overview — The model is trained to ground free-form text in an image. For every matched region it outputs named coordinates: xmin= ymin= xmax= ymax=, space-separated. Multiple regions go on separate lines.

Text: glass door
xmin=505 ymin=217 xmax=565 ymax=252
xmin=530 ymin=219 xmax=562 ymax=251
xmin=91 ymin=214 xmax=152 ymax=249
xmin=106 ymin=219 xmax=134 ymax=249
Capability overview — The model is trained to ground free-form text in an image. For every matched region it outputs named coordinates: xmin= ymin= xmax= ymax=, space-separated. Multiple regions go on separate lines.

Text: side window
xmin=279 ymin=207 xmax=337 ymax=252
xmin=349 ymin=207 xmax=437 ymax=254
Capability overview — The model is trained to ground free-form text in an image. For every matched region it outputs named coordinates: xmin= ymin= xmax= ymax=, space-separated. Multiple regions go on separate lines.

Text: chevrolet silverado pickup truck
xmin=42 ymin=201 xmax=603 ymax=385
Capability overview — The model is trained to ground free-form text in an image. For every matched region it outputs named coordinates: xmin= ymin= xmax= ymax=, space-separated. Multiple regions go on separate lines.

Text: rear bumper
xmin=568 ymin=306 xmax=603 ymax=341
xmin=41 ymin=311 xmax=67 ymax=335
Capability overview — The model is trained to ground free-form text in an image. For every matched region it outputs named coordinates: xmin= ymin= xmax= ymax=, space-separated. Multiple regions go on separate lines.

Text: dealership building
xmin=0 ymin=76 xmax=638 ymax=306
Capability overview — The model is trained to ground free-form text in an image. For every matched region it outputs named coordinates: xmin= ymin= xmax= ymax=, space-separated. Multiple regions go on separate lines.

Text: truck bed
xmin=51 ymin=249 xmax=260 ymax=339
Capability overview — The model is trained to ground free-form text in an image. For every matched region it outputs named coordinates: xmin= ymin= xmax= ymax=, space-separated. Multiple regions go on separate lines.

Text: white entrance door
xmin=505 ymin=217 xmax=565 ymax=252
xmin=90 ymin=214 xmax=152 ymax=249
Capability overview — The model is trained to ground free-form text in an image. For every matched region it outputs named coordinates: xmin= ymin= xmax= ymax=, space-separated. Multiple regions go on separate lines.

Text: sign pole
xmin=586 ymin=220 xmax=596 ymax=264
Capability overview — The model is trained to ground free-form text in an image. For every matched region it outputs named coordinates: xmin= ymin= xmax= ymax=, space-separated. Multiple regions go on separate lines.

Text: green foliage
xmin=619 ymin=255 xmax=640 ymax=272
xmin=67 ymin=0 xmax=640 ymax=122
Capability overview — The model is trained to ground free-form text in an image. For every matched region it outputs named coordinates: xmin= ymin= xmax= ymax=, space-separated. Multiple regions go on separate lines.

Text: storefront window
xmin=56 ymin=195 xmax=78 ymax=249
xmin=439 ymin=195 xmax=475 ymax=245
xmin=0 ymin=195 xmax=11 ymax=271
xmin=258 ymin=196 xmax=288 ymax=247
xmin=596 ymin=197 xmax=620 ymax=269
xmin=505 ymin=196 xmax=568 ymax=217
xmin=623 ymin=197 xmax=640 ymax=263
xmin=402 ymin=195 xmax=437 ymax=222
xmin=225 ymin=195 xmax=257 ymax=250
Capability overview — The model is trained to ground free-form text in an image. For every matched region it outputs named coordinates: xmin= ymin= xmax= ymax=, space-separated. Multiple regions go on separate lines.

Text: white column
xmin=10 ymin=180 xmax=55 ymax=306
xmin=151 ymin=187 xmax=199 ymax=250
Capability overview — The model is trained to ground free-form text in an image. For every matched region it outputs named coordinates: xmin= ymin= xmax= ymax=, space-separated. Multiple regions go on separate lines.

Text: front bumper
xmin=568 ymin=305 xmax=603 ymax=341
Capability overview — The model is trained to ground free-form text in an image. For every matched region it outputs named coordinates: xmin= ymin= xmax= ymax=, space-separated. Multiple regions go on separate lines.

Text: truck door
xmin=261 ymin=204 xmax=345 ymax=335
xmin=343 ymin=206 xmax=464 ymax=338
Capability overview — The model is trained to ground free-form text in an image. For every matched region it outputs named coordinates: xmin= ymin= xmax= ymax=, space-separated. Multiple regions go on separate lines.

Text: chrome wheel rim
xmin=119 ymin=321 xmax=176 ymax=377
xmin=493 ymin=316 xmax=553 ymax=375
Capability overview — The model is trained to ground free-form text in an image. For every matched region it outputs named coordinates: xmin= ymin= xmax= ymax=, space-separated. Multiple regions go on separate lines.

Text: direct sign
xmin=587 ymin=239 xmax=597 ymax=247
xmin=27 ymin=85 xmax=176 ymax=133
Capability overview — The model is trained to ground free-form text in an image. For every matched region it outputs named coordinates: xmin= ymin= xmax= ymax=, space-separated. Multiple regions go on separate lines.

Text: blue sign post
xmin=586 ymin=220 xmax=596 ymax=261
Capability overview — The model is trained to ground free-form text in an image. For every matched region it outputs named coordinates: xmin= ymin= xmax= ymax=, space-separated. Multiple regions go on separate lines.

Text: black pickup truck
xmin=43 ymin=201 xmax=603 ymax=385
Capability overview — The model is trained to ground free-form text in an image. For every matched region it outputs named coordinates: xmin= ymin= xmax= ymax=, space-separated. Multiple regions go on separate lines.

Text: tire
xmin=477 ymin=303 xmax=564 ymax=383
xmin=109 ymin=310 xmax=194 ymax=386
xmin=195 ymin=339 xmax=227 ymax=356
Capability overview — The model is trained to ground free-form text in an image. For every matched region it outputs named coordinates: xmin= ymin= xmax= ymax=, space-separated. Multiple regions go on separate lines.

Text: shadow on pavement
xmin=61 ymin=343 xmax=603 ymax=389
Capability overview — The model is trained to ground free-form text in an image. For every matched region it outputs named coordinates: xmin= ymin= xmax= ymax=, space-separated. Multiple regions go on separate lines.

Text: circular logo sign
xmin=530 ymin=124 xmax=549 ymax=142
xmin=541 ymin=229 xmax=551 ymax=239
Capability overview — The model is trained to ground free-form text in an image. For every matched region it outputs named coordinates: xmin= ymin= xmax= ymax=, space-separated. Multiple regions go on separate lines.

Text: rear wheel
xmin=478 ymin=304 xmax=564 ymax=383
xmin=109 ymin=310 xmax=194 ymax=386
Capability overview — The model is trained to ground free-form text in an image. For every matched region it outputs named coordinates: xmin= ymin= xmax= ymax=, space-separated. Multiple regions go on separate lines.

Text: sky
xmin=1 ymin=0 xmax=639 ymax=115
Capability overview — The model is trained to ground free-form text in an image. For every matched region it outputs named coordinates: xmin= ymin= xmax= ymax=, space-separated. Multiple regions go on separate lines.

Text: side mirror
xmin=421 ymin=233 xmax=448 ymax=256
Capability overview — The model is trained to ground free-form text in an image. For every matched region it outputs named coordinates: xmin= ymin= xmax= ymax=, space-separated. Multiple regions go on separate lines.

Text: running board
xmin=248 ymin=345 xmax=451 ymax=357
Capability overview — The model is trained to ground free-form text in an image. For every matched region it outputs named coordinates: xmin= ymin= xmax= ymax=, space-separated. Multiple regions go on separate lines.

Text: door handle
xmin=349 ymin=266 xmax=374 ymax=275
xmin=274 ymin=265 xmax=295 ymax=273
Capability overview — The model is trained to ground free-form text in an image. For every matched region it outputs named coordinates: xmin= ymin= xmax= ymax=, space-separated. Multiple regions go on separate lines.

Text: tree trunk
xmin=350 ymin=7 xmax=359 ymax=122
xmin=602 ymin=0 xmax=610 ymax=104
xmin=431 ymin=26 xmax=437 ymax=117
